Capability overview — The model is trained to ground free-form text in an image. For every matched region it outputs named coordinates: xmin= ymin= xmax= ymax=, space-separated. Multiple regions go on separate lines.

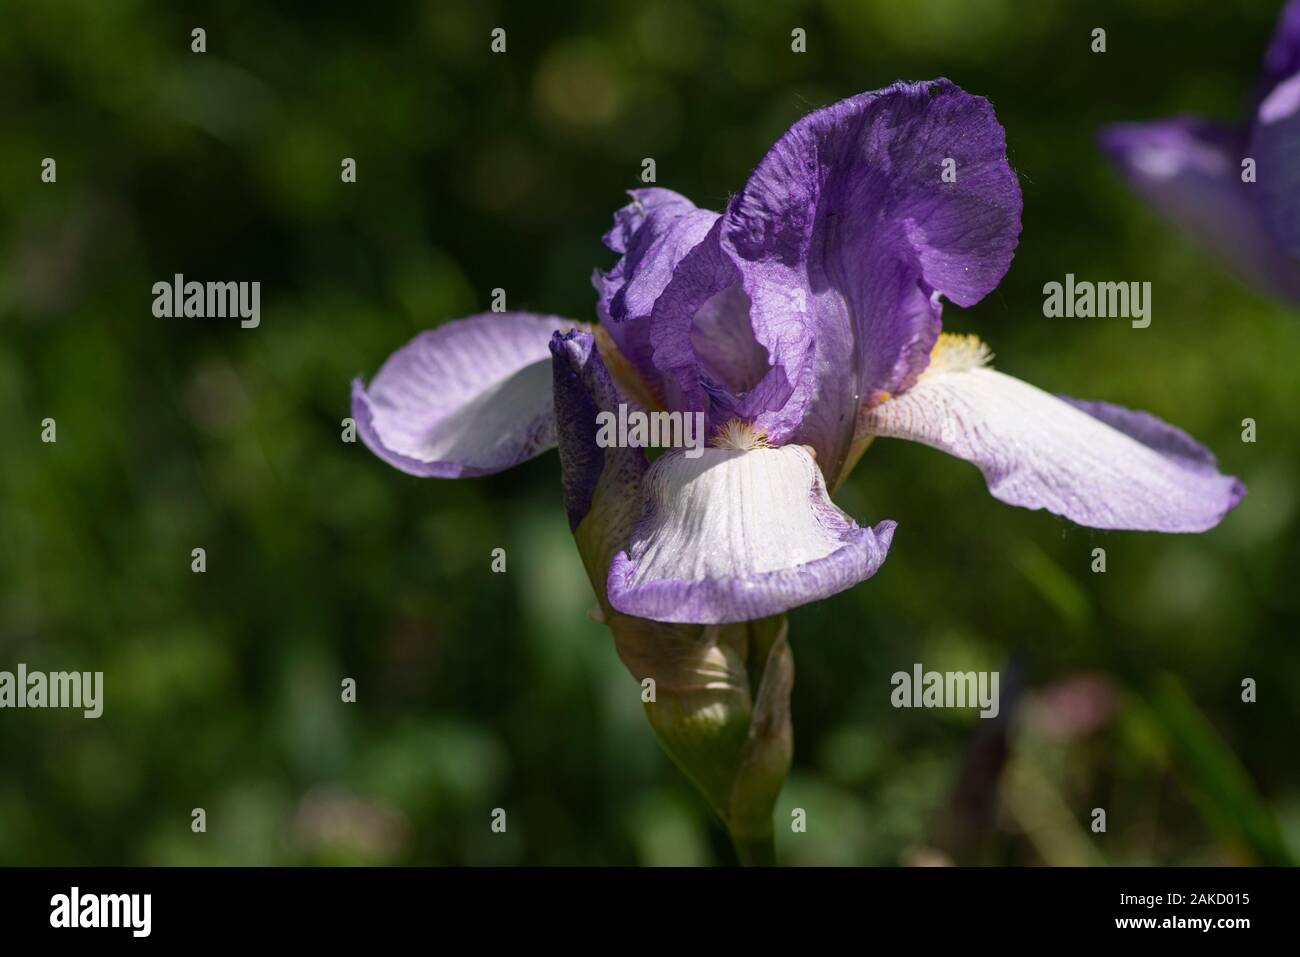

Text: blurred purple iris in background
xmin=354 ymin=79 xmax=1244 ymax=628
xmin=1101 ymin=0 xmax=1300 ymax=301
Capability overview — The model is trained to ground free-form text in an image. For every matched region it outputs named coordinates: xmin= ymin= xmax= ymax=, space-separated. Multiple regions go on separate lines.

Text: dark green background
xmin=2 ymin=0 xmax=1297 ymax=865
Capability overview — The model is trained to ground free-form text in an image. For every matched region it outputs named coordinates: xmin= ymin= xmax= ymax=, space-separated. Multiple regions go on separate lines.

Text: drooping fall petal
xmin=607 ymin=443 xmax=895 ymax=624
xmin=352 ymin=312 xmax=578 ymax=477
xmin=858 ymin=339 xmax=1245 ymax=533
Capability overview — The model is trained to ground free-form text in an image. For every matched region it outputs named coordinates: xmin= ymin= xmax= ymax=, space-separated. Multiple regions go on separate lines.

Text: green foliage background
xmin=1 ymin=0 xmax=1297 ymax=865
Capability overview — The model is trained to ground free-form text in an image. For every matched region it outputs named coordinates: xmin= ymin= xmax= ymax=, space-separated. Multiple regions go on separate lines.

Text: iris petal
xmin=606 ymin=80 xmax=1022 ymax=483
xmin=1252 ymin=69 xmax=1300 ymax=255
xmin=1100 ymin=118 xmax=1300 ymax=302
xmin=1102 ymin=3 xmax=1300 ymax=299
xmin=352 ymin=312 xmax=578 ymax=478
xmin=549 ymin=329 xmax=648 ymax=532
xmin=1256 ymin=0 xmax=1300 ymax=108
xmin=594 ymin=188 xmax=721 ymax=398
xmin=607 ymin=445 xmax=895 ymax=624
xmin=721 ymin=78 xmax=1021 ymax=472
xmin=859 ymin=362 xmax=1245 ymax=533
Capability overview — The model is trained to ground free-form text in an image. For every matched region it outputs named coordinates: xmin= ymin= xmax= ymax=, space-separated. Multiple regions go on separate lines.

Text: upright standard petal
xmin=352 ymin=312 xmax=579 ymax=478
xmin=1100 ymin=118 xmax=1300 ymax=302
xmin=858 ymin=335 xmax=1245 ymax=533
xmin=594 ymin=188 xmax=721 ymax=398
xmin=607 ymin=442 xmax=895 ymax=624
xmin=644 ymin=79 xmax=1022 ymax=482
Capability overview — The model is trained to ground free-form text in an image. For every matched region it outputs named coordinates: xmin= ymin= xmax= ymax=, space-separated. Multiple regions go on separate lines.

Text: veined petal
xmin=1100 ymin=118 xmax=1300 ymax=301
xmin=607 ymin=444 xmax=895 ymax=624
xmin=645 ymin=80 xmax=1021 ymax=482
xmin=726 ymin=79 xmax=1021 ymax=463
xmin=594 ymin=188 xmax=721 ymax=394
xmin=352 ymin=312 xmax=578 ymax=478
xmin=859 ymin=339 xmax=1245 ymax=532
xmin=595 ymin=82 xmax=1021 ymax=486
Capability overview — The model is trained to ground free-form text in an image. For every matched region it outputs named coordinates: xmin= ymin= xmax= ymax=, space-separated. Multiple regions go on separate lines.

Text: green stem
xmin=725 ymin=615 xmax=791 ymax=867
xmin=731 ymin=829 xmax=776 ymax=867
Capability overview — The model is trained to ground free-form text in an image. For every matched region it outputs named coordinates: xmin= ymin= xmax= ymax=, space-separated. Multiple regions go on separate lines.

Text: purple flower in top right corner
xmin=1100 ymin=0 xmax=1300 ymax=302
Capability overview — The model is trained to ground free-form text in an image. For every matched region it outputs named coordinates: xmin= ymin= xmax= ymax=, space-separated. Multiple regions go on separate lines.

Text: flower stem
xmin=731 ymin=829 xmax=777 ymax=867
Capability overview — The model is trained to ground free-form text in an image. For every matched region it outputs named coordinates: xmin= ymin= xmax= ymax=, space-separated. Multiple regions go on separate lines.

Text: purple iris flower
xmin=354 ymin=79 xmax=1244 ymax=627
xmin=1101 ymin=0 xmax=1300 ymax=301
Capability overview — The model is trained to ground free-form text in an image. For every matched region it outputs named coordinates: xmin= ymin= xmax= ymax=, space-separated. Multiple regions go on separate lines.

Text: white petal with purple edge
xmin=352 ymin=312 xmax=579 ymax=478
xmin=859 ymin=358 xmax=1245 ymax=532
xmin=607 ymin=444 xmax=895 ymax=624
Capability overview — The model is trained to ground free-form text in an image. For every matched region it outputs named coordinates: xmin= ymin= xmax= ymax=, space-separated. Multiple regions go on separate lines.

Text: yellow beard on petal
xmin=711 ymin=418 xmax=771 ymax=451
xmin=836 ymin=333 xmax=994 ymax=492
xmin=918 ymin=332 xmax=994 ymax=382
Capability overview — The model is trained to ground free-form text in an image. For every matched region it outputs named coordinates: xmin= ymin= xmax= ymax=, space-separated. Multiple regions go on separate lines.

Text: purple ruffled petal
xmin=1100 ymin=118 xmax=1300 ymax=301
xmin=641 ymin=217 xmax=805 ymax=424
xmin=859 ymin=363 xmax=1245 ymax=533
xmin=606 ymin=444 xmax=896 ymax=624
xmin=352 ymin=312 xmax=578 ymax=478
xmin=621 ymin=80 xmax=1020 ymax=481
xmin=594 ymin=188 xmax=721 ymax=396
xmin=727 ymin=79 xmax=1020 ymax=466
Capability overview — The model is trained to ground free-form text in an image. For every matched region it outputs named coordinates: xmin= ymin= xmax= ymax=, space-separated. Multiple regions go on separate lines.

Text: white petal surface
xmin=859 ymin=366 xmax=1244 ymax=532
xmin=352 ymin=312 xmax=577 ymax=477
xmin=607 ymin=444 xmax=894 ymax=624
